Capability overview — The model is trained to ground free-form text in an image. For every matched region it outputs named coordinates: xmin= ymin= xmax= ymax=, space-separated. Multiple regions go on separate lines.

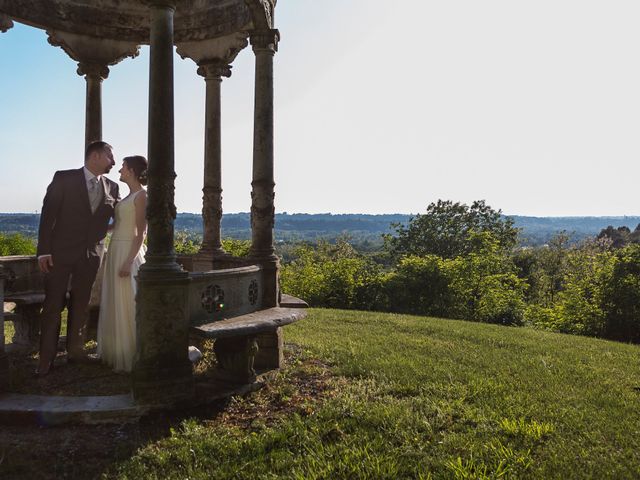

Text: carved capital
xmin=244 ymin=0 xmax=275 ymax=30
xmin=0 ymin=14 xmax=13 ymax=33
xmin=250 ymin=29 xmax=279 ymax=53
xmin=197 ymin=62 xmax=232 ymax=80
xmin=176 ymin=32 xmax=249 ymax=68
xmin=47 ymin=30 xmax=140 ymax=67
xmin=77 ymin=62 xmax=110 ymax=80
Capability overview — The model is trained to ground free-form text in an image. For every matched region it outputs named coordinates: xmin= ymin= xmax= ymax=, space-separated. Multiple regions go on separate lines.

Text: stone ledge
xmin=0 ymin=393 xmax=143 ymax=426
xmin=280 ymin=293 xmax=308 ymax=309
xmin=192 ymin=306 xmax=306 ymax=339
xmin=0 ymin=375 xmax=271 ymax=426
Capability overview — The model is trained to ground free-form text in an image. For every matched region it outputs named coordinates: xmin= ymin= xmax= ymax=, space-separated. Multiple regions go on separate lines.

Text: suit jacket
xmin=37 ymin=168 xmax=120 ymax=265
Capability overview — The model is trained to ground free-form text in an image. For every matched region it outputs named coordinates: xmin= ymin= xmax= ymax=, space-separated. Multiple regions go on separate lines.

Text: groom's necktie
xmin=88 ymin=177 xmax=102 ymax=214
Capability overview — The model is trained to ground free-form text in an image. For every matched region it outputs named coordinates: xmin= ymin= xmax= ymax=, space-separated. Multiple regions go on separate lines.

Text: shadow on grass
xmin=0 ymin=345 xmax=337 ymax=480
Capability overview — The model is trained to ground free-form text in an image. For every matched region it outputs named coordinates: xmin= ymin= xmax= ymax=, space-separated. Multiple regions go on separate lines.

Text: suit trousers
xmin=40 ymin=253 xmax=101 ymax=363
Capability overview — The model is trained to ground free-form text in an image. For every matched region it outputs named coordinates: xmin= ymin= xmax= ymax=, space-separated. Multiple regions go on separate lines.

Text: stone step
xmin=0 ymin=393 xmax=143 ymax=426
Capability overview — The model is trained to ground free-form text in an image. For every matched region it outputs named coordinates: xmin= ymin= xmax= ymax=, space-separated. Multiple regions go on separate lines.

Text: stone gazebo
xmin=0 ymin=0 xmax=306 ymax=416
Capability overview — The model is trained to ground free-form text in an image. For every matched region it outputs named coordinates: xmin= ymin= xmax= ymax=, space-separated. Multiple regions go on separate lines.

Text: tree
xmin=385 ymin=200 xmax=518 ymax=259
xmin=597 ymin=225 xmax=631 ymax=249
xmin=601 ymin=244 xmax=640 ymax=342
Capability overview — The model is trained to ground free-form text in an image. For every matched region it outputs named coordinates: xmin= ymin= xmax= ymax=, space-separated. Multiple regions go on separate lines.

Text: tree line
xmin=2 ymin=200 xmax=640 ymax=343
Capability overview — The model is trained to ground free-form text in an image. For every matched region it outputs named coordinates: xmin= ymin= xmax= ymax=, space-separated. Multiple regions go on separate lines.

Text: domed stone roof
xmin=0 ymin=0 xmax=274 ymax=43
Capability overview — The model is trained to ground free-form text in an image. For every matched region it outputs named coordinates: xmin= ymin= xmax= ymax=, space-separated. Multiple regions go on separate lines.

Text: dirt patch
xmin=7 ymin=346 xmax=131 ymax=396
xmin=0 ymin=345 xmax=340 ymax=480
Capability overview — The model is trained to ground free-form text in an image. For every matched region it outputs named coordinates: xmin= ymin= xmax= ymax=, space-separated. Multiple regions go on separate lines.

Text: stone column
xmin=132 ymin=0 xmax=193 ymax=405
xmin=0 ymin=265 xmax=8 ymax=391
xmin=77 ymin=63 xmax=109 ymax=148
xmin=0 ymin=17 xmax=13 ymax=389
xmin=0 ymin=17 xmax=13 ymax=390
xmin=249 ymin=29 xmax=280 ymax=307
xmin=198 ymin=62 xmax=231 ymax=259
xmin=249 ymin=30 xmax=278 ymax=260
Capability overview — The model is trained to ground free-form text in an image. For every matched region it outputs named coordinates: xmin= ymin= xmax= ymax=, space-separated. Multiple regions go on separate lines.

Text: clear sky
xmin=1 ymin=0 xmax=639 ymax=216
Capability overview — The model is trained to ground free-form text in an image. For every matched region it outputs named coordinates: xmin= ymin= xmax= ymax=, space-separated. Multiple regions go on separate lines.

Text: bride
xmin=97 ymin=155 xmax=147 ymax=372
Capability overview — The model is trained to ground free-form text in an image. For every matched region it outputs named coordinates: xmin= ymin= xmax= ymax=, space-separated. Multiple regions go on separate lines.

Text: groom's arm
xmin=37 ymin=172 xmax=64 ymax=269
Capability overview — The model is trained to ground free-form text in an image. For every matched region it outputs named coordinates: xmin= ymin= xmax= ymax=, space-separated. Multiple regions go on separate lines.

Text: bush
xmin=174 ymin=231 xmax=201 ymax=254
xmin=221 ymin=238 xmax=251 ymax=257
xmin=0 ymin=233 xmax=36 ymax=256
xmin=383 ymin=233 xmax=526 ymax=325
xmin=601 ymin=244 xmax=640 ymax=342
xmin=280 ymin=240 xmax=385 ymax=310
xmin=383 ymin=255 xmax=453 ymax=317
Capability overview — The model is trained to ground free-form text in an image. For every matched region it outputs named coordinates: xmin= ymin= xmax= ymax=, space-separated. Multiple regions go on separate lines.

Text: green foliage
xmin=0 ymin=233 xmax=36 ymax=256
xmin=173 ymin=231 xmax=201 ymax=255
xmin=553 ymin=242 xmax=613 ymax=336
xmin=385 ymin=233 xmax=525 ymax=325
xmin=601 ymin=244 xmax=640 ymax=342
xmin=385 ymin=200 xmax=518 ymax=259
xmin=384 ymin=254 xmax=452 ymax=316
xmin=280 ymin=240 xmax=385 ymax=310
xmin=221 ymin=238 xmax=251 ymax=257
xmin=443 ymin=233 xmax=526 ymax=325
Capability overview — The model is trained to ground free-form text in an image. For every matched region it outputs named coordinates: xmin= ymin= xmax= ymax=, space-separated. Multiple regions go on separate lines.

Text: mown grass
xmin=106 ymin=309 xmax=640 ymax=479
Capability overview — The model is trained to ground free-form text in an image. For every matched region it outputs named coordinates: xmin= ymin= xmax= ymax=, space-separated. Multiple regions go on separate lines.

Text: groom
xmin=36 ymin=141 xmax=119 ymax=375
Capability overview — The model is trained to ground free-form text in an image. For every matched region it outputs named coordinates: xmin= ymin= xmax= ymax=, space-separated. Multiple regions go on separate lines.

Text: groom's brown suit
xmin=37 ymin=168 xmax=119 ymax=364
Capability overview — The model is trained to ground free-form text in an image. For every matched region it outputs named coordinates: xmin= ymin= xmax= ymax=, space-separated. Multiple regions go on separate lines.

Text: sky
xmin=1 ymin=0 xmax=640 ymax=217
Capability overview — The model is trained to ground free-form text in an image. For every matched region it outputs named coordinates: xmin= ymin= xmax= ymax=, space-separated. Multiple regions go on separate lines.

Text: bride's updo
xmin=123 ymin=155 xmax=148 ymax=186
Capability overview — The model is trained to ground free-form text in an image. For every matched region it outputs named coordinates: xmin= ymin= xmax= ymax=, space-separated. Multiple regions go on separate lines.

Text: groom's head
xmin=85 ymin=141 xmax=115 ymax=176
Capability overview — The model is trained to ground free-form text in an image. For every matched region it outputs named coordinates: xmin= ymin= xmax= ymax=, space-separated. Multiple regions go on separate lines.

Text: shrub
xmin=0 ymin=233 xmax=36 ymax=256
xmin=601 ymin=244 xmax=640 ymax=342
xmin=280 ymin=240 xmax=385 ymax=310
xmin=383 ymin=255 xmax=453 ymax=316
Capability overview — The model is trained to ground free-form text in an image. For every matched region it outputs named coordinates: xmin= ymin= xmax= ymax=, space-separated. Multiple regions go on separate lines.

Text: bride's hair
xmin=123 ymin=155 xmax=148 ymax=186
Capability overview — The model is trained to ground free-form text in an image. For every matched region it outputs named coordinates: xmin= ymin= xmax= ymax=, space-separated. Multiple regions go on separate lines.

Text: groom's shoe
xmin=67 ymin=353 xmax=100 ymax=365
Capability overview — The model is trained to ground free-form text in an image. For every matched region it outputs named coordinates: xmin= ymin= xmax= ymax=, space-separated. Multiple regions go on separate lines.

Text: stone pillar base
xmin=132 ymin=269 xmax=195 ymax=405
xmin=213 ymin=335 xmax=258 ymax=384
xmin=251 ymin=256 xmax=279 ymax=308
xmin=254 ymin=327 xmax=283 ymax=370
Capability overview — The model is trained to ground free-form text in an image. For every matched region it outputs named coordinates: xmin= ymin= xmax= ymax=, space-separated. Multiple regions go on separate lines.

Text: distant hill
xmin=2 ymin=212 xmax=639 ymax=245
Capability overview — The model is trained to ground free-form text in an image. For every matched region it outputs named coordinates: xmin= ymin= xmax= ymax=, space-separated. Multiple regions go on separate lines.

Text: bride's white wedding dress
xmin=97 ymin=189 xmax=145 ymax=372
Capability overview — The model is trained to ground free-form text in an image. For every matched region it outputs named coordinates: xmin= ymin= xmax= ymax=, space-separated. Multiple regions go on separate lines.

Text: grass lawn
xmin=106 ymin=309 xmax=640 ymax=479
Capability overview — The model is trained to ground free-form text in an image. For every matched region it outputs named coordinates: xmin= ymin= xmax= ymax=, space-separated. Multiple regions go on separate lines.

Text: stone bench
xmin=3 ymin=293 xmax=45 ymax=352
xmin=191 ymin=304 xmax=307 ymax=384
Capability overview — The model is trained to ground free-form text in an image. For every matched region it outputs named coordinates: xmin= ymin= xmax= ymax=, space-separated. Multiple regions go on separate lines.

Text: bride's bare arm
xmin=119 ymin=191 xmax=148 ymax=277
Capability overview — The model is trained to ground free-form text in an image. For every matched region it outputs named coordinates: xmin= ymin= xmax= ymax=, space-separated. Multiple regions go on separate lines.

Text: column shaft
xmin=249 ymin=33 xmax=278 ymax=259
xmin=145 ymin=3 xmax=178 ymax=269
xmin=85 ymin=74 xmax=102 ymax=147
xmin=201 ymin=72 xmax=224 ymax=254
xmin=77 ymin=63 xmax=109 ymax=150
